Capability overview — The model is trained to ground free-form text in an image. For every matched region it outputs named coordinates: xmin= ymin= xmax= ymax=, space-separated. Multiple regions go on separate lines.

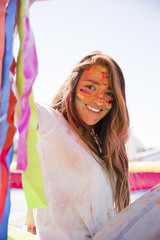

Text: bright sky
xmin=28 ymin=0 xmax=160 ymax=149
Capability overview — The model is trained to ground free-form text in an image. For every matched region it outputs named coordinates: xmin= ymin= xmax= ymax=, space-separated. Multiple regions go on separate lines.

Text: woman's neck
xmin=78 ymin=126 xmax=102 ymax=156
xmin=78 ymin=126 xmax=93 ymax=144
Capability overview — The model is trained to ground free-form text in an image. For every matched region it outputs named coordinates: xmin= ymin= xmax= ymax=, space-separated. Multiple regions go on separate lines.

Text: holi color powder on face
xmin=77 ymin=93 xmax=86 ymax=99
xmin=76 ymin=96 xmax=81 ymax=102
xmin=78 ymin=88 xmax=92 ymax=100
xmin=95 ymin=91 xmax=104 ymax=102
xmin=157 ymin=199 xmax=160 ymax=204
xmin=101 ymin=71 xmax=109 ymax=79
xmin=106 ymin=106 xmax=112 ymax=111
xmin=80 ymin=88 xmax=91 ymax=95
xmin=106 ymin=100 xmax=114 ymax=105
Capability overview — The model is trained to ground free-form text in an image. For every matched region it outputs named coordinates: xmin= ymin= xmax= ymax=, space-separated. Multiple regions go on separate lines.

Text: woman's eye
xmin=105 ymin=92 xmax=114 ymax=98
xmin=86 ymin=85 xmax=95 ymax=90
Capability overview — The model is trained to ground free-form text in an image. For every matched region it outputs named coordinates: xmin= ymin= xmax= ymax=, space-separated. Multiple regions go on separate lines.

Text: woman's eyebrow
xmin=84 ymin=80 xmax=101 ymax=85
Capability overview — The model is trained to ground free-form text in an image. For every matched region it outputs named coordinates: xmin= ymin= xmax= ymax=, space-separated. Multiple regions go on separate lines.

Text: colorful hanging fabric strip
xmin=0 ymin=0 xmax=17 ymax=239
xmin=16 ymin=0 xmax=47 ymax=208
xmin=0 ymin=1 xmax=7 ymax=99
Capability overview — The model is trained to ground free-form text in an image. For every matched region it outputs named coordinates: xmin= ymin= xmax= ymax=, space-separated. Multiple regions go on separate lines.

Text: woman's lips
xmin=85 ymin=104 xmax=102 ymax=113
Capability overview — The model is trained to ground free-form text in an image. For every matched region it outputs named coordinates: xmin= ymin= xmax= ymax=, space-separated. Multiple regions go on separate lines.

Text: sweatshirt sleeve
xmin=35 ymin=102 xmax=59 ymax=135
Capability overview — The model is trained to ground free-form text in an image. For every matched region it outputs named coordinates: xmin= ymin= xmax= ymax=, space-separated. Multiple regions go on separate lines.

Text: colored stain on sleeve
xmin=157 ymin=199 xmax=160 ymax=204
xmin=99 ymin=162 xmax=104 ymax=169
xmin=90 ymin=204 xmax=93 ymax=219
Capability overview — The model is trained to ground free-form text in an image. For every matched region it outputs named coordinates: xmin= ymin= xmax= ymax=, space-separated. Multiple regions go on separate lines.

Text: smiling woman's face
xmin=75 ymin=65 xmax=114 ymax=126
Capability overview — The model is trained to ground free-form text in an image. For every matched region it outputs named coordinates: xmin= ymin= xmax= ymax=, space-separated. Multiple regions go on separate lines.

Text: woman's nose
xmin=94 ymin=91 xmax=104 ymax=106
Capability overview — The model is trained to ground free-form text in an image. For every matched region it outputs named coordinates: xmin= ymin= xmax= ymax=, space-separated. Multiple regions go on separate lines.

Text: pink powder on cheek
xmin=108 ymin=100 xmax=113 ymax=104
xmin=80 ymin=88 xmax=91 ymax=94
xmin=77 ymin=89 xmax=92 ymax=102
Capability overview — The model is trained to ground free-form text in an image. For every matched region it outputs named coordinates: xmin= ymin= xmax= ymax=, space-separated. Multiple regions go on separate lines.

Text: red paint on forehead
xmin=101 ymin=72 xmax=110 ymax=86
xmin=79 ymin=65 xmax=111 ymax=91
xmin=102 ymin=71 xmax=109 ymax=76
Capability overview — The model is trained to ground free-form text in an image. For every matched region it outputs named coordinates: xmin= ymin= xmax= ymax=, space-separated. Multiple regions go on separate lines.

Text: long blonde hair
xmin=51 ymin=51 xmax=130 ymax=212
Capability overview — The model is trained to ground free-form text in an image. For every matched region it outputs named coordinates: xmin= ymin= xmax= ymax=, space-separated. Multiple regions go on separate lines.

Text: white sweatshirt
xmin=34 ymin=103 xmax=114 ymax=240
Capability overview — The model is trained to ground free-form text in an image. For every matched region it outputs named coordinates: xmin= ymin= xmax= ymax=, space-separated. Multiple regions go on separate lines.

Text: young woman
xmin=25 ymin=51 xmax=131 ymax=239
xmin=25 ymin=51 xmax=160 ymax=240
xmin=51 ymin=50 xmax=130 ymax=213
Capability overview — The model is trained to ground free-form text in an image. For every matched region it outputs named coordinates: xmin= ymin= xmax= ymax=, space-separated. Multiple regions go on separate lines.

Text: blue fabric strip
xmin=0 ymin=0 xmax=17 ymax=239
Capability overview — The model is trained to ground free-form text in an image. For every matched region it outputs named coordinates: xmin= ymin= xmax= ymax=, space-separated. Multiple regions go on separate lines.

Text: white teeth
xmin=86 ymin=105 xmax=101 ymax=112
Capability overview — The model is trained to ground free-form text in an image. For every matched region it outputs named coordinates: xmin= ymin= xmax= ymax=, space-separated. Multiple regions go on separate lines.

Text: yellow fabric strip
xmin=129 ymin=161 xmax=160 ymax=173
xmin=23 ymin=92 xmax=47 ymax=208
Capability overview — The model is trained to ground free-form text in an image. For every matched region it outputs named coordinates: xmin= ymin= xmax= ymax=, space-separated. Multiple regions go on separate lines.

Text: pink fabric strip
xmin=129 ymin=172 xmax=160 ymax=191
xmin=17 ymin=15 xmax=38 ymax=170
